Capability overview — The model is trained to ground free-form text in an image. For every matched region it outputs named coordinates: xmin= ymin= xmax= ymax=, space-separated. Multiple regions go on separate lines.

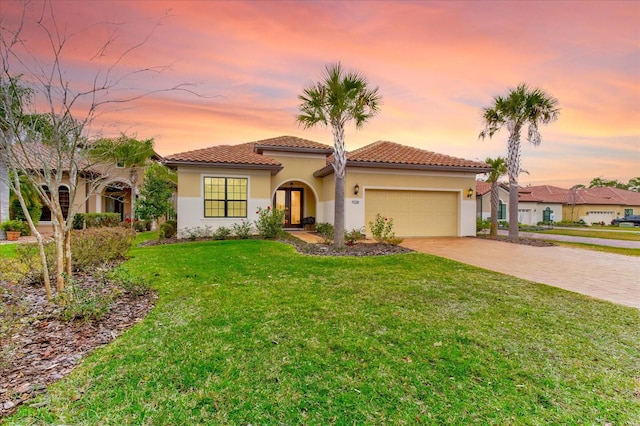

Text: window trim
xmin=203 ymin=176 xmax=248 ymax=218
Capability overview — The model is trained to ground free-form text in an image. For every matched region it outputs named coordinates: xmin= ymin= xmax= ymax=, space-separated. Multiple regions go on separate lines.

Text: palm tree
xmin=484 ymin=157 xmax=507 ymax=237
xmin=479 ymin=83 xmax=559 ymax=241
xmin=91 ymin=134 xmax=155 ymax=228
xmin=296 ymin=62 xmax=381 ymax=248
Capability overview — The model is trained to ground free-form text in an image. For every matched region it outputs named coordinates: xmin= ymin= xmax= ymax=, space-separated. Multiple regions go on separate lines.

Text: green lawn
xmin=7 ymin=240 xmax=640 ymax=424
xmin=0 ymin=244 xmax=17 ymax=257
xmin=532 ymin=228 xmax=640 ymax=241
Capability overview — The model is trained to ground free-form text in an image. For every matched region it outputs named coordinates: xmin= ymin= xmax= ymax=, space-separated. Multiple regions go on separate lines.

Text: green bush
xmin=133 ymin=220 xmax=151 ymax=232
xmin=10 ymin=196 xmax=40 ymax=230
xmin=369 ymin=214 xmax=396 ymax=243
xmin=255 ymin=206 xmax=285 ymax=239
xmin=56 ymin=276 xmax=113 ymax=322
xmin=1 ymin=219 xmax=28 ymax=236
xmin=213 ymin=226 xmax=231 ymax=240
xmin=159 ymin=222 xmax=175 ymax=239
xmin=9 ymin=227 xmax=136 ymax=285
xmin=73 ymin=213 xmax=121 ymax=229
xmin=476 ymin=218 xmax=491 ymax=233
xmin=71 ymin=227 xmax=137 ymax=271
xmin=345 ymin=228 xmax=365 ymax=246
xmin=232 ymin=220 xmax=253 ymax=239
xmin=315 ymin=222 xmax=334 ymax=244
xmin=165 ymin=220 xmax=177 ymax=230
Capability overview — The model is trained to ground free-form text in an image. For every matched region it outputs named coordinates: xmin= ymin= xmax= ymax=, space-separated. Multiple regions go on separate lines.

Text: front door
xmin=275 ymin=188 xmax=303 ymax=228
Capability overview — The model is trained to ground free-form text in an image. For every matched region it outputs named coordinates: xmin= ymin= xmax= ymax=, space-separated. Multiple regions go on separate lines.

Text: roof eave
xmin=162 ymin=160 xmax=283 ymax=175
xmin=314 ymin=161 xmax=491 ymax=177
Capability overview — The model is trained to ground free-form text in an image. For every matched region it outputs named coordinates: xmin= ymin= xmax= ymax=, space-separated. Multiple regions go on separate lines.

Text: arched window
xmin=40 ymin=186 xmax=51 ymax=221
xmin=543 ymin=207 xmax=553 ymax=222
xmin=39 ymin=185 xmax=70 ymax=221
xmin=498 ymin=200 xmax=507 ymax=220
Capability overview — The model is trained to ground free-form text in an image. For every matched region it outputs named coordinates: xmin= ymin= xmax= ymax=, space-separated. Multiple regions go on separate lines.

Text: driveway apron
xmin=401 ymin=237 xmax=640 ymax=309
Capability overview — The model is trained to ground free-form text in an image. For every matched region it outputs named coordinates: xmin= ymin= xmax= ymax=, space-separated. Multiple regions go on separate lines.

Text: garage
xmin=364 ymin=189 xmax=459 ymax=237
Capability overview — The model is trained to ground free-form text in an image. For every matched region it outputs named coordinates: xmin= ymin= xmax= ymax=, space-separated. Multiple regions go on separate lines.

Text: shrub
xmin=133 ymin=220 xmax=151 ymax=232
xmin=73 ymin=213 xmax=121 ymax=229
xmin=255 ymin=206 xmax=285 ymax=239
xmin=56 ymin=276 xmax=113 ymax=322
xmin=232 ymin=220 xmax=253 ymax=239
xmin=71 ymin=227 xmax=137 ymax=271
xmin=10 ymin=196 xmax=41 ymax=230
xmin=315 ymin=222 xmax=334 ymax=244
xmin=1 ymin=219 xmax=28 ymax=235
xmin=476 ymin=218 xmax=491 ymax=233
xmin=345 ymin=228 xmax=365 ymax=246
xmin=213 ymin=226 xmax=231 ymax=240
xmin=166 ymin=220 xmax=177 ymax=230
xmin=159 ymin=222 xmax=175 ymax=239
xmin=369 ymin=214 xmax=396 ymax=243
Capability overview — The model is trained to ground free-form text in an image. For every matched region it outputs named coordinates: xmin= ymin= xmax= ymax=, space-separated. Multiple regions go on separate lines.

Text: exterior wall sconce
xmin=354 ymin=183 xmax=360 ymax=196
xmin=467 ymin=187 xmax=474 ymax=198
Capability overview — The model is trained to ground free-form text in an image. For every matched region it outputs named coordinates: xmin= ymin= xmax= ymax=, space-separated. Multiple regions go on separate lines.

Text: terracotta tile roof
xmin=475 ymin=181 xmax=509 ymax=196
xmin=252 ymin=135 xmax=332 ymax=153
xmin=348 ymin=141 xmax=490 ymax=168
xmin=523 ymin=185 xmax=640 ymax=206
xmin=315 ymin=141 xmax=491 ymax=176
xmin=164 ymin=142 xmax=281 ymax=168
xmin=10 ymin=142 xmax=100 ymax=176
xmin=476 ymin=181 xmax=492 ymax=196
xmin=163 ymin=136 xmax=332 ymax=172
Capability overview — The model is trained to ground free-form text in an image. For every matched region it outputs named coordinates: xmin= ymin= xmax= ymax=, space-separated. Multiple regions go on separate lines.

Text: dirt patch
xmin=0 ymin=278 xmax=156 ymax=418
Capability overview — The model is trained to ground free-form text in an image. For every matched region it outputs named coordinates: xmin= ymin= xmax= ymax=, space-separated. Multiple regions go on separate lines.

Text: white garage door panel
xmin=365 ymin=190 xmax=458 ymax=237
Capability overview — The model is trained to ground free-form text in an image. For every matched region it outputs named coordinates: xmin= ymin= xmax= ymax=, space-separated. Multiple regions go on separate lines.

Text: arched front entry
xmin=97 ymin=179 xmax=132 ymax=221
xmin=273 ymin=180 xmax=318 ymax=229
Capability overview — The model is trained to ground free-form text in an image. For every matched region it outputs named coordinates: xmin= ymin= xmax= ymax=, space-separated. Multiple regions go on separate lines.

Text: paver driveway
xmin=401 ymin=237 xmax=640 ymax=309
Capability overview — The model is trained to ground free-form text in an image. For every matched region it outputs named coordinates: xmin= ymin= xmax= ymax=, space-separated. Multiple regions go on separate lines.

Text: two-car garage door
xmin=364 ymin=189 xmax=459 ymax=237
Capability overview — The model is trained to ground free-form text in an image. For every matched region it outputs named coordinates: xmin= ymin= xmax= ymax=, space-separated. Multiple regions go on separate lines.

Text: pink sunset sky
xmin=2 ymin=0 xmax=639 ymax=187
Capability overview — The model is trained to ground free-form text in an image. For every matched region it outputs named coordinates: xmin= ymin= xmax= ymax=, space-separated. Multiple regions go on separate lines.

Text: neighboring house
xmin=475 ymin=182 xmax=564 ymax=225
xmin=516 ymin=186 xmax=564 ymax=225
xmin=485 ymin=184 xmax=640 ymax=225
xmin=476 ymin=181 xmax=509 ymax=222
xmin=560 ymin=186 xmax=640 ymax=225
xmin=164 ymin=136 xmax=491 ymax=238
xmin=4 ymin=142 xmax=158 ymax=234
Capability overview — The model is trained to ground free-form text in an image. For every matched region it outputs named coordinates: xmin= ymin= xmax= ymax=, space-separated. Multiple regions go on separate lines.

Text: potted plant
xmin=0 ymin=219 xmax=27 ymax=241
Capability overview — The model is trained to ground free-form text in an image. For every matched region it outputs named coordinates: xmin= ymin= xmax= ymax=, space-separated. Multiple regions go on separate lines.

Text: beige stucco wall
xmin=476 ymin=190 xmax=509 ymax=220
xmin=562 ymin=204 xmax=628 ymax=225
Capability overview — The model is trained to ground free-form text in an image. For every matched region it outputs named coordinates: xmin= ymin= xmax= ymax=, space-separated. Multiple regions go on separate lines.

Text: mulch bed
xmin=476 ymin=234 xmax=557 ymax=247
xmin=0 ymin=278 xmax=157 ymax=418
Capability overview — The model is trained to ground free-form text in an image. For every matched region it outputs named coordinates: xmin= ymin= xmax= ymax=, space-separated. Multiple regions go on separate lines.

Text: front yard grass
xmin=6 ymin=239 xmax=640 ymax=424
xmin=532 ymin=228 xmax=640 ymax=241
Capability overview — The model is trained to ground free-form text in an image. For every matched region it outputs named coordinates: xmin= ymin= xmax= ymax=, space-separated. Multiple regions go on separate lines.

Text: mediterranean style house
xmin=164 ymin=136 xmax=491 ymax=238
xmin=476 ymin=182 xmax=640 ymax=225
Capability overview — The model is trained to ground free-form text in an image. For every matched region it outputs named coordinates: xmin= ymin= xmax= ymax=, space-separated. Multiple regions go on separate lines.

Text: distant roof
xmin=253 ymin=135 xmax=333 ymax=154
xmin=315 ymin=141 xmax=491 ymax=177
xmin=482 ymin=184 xmax=640 ymax=206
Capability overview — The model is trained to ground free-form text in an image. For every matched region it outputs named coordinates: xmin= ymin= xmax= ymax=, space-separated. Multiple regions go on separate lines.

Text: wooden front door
xmin=275 ymin=188 xmax=303 ymax=228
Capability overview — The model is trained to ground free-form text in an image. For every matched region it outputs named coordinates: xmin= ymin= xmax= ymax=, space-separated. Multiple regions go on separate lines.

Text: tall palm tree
xmin=484 ymin=156 xmax=507 ymax=237
xmin=297 ymin=62 xmax=381 ymax=248
xmin=479 ymin=83 xmax=559 ymax=241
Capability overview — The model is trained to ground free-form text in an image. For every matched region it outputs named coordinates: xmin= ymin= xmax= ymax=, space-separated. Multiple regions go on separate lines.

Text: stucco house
xmin=164 ymin=136 xmax=491 ymax=238
xmin=1 ymin=142 xmax=158 ymax=235
xmin=560 ymin=186 xmax=640 ymax=224
xmin=475 ymin=182 xmax=564 ymax=225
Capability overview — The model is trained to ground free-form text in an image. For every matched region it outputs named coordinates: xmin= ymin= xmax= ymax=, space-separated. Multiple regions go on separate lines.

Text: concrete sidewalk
xmin=401 ymin=237 xmax=640 ymax=309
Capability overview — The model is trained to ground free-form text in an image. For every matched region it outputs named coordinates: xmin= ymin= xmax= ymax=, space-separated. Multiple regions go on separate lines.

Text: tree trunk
xmin=490 ymin=182 xmax=499 ymax=237
xmin=0 ymin=163 xmax=9 ymax=224
xmin=11 ymin=170 xmax=52 ymax=298
xmin=64 ymin=228 xmax=72 ymax=277
xmin=332 ymin=122 xmax=346 ymax=248
xmin=506 ymin=127 xmax=521 ymax=241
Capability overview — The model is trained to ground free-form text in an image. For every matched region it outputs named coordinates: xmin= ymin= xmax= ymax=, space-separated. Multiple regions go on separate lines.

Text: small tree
xmin=135 ymin=162 xmax=176 ymax=225
xmin=484 ymin=157 xmax=507 ymax=237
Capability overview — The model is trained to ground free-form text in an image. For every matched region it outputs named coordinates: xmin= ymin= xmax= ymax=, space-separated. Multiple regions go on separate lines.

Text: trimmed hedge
xmin=73 ymin=213 xmax=121 ymax=229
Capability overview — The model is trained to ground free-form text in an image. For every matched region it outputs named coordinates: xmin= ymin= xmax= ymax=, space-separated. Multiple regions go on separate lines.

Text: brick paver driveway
xmin=401 ymin=237 xmax=640 ymax=309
